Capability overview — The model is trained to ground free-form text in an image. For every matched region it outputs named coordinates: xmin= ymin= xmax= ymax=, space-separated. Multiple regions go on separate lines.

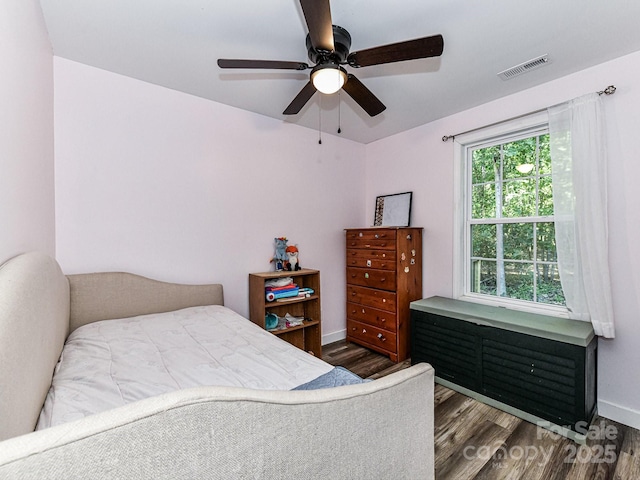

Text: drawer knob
xmin=362 ymin=328 xmax=367 ymax=334
xmin=379 ymin=278 xmax=386 ymax=282
xmin=377 ymin=333 xmax=386 ymax=342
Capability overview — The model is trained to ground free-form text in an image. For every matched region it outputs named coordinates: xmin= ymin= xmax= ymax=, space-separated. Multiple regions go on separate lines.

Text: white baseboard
xmin=322 ymin=329 xmax=346 ymax=346
xmin=598 ymin=400 xmax=640 ymax=430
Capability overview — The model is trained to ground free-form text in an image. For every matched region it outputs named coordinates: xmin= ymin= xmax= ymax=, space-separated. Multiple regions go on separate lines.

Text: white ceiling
xmin=39 ymin=0 xmax=640 ymax=144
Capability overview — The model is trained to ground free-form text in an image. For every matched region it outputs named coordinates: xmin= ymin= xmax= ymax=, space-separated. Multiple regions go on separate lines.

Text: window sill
xmin=457 ymin=293 xmax=569 ymax=319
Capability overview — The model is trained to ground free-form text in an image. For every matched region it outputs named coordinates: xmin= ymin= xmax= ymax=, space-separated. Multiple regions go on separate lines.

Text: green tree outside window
xmin=469 ymin=134 xmax=565 ymax=306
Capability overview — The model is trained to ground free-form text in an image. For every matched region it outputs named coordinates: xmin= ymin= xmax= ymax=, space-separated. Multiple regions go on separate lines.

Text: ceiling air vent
xmin=498 ymin=54 xmax=549 ymax=80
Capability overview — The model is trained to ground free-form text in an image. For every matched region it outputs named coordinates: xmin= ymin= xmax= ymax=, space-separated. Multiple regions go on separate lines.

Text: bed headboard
xmin=0 ymin=252 xmax=70 ymax=441
xmin=67 ymin=272 xmax=224 ymax=333
xmin=0 ymin=252 xmax=224 ymax=441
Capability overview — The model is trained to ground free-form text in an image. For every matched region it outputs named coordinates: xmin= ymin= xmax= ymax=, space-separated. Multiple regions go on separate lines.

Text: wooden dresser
xmin=345 ymin=227 xmax=423 ymax=362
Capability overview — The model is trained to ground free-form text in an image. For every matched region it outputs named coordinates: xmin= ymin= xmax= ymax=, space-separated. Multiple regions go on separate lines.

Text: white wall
xmin=0 ymin=0 xmax=55 ymax=262
xmin=54 ymin=58 xmax=366 ymax=340
xmin=366 ymin=50 xmax=640 ymax=429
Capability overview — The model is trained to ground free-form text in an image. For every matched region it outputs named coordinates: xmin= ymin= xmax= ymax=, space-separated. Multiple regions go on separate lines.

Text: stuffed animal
xmin=284 ymin=245 xmax=300 ymax=271
xmin=271 ymin=237 xmax=288 ymax=271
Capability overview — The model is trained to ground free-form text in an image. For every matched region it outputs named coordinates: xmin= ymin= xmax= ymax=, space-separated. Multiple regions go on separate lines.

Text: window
xmin=454 ymin=115 xmax=567 ymax=314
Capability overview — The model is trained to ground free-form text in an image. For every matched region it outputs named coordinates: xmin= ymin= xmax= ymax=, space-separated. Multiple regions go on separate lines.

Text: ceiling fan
xmin=217 ymin=0 xmax=444 ymax=117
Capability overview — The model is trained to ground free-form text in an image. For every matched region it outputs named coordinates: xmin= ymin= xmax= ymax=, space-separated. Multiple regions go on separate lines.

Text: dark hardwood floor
xmin=322 ymin=340 xmax=640 ymax=480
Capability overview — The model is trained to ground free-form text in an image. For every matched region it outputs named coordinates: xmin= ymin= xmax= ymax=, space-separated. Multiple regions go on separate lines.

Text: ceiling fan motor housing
xmin=306 ymin=25 xmax=352 ymax=65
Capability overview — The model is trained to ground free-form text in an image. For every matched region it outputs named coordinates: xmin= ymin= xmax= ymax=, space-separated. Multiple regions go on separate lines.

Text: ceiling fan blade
xmin=299 ymin=0 xmax=334 ymax=53
xmin=342 ymin=74 xmax=386 ymax=117
xmin=283 ymin=81 xmax=317 ymax=115
xmin=347 ymin=34 xmax=444 ymax=68
xmin=217 ymin=59 xmax=309 ymax=70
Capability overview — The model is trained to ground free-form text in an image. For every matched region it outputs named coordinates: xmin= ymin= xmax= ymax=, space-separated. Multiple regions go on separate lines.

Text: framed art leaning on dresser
xmin=374 ymin=191 xmax=412 ymax=227
xmin=345 ymin=227 xmax=423 ymax=362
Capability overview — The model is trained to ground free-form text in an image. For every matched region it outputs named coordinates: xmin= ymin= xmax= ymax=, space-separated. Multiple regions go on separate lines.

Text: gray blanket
xmin=292 ymin=366 xmax=369 ymax=390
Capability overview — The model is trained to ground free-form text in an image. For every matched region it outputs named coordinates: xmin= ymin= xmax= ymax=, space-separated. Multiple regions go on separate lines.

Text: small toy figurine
xmin=271 ymin=237 xmax=288 ymax=271
xmin=284 ymin=245 xmax=300 ymax=271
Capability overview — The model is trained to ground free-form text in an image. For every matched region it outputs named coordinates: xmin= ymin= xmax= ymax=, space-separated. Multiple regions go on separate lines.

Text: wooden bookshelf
xmin=248 ymin=269 xmax=322 ymax=357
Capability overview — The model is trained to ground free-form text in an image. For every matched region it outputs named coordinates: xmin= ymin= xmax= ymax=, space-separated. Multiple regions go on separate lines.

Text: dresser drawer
xmin=346 ymin=267 xmax=396 ymax=292
xmin=347 ymin=319 xmax=397 ymax=354
xmin=345 ymin=229 xmax=396 ymax=250
xmin=347 ymin=285 xmax=397 ymax=313
xmin=347 ymin=302 xmax=397 ymax=332
xmin=346 ymin=249 xmax=396 ymax=270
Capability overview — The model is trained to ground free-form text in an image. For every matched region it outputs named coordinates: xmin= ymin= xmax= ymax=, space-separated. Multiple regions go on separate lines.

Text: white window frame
xmin=452 ymin=111 xmax=569 ymax=317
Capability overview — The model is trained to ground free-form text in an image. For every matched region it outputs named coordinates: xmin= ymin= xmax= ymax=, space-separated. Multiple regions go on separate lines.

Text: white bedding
xmin=36 ymin=305 xmax=333 ymax=430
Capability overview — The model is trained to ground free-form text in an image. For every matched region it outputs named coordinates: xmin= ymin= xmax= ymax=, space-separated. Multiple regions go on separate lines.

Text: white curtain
xmin=548 ymin=93 xmax=615 ymax=337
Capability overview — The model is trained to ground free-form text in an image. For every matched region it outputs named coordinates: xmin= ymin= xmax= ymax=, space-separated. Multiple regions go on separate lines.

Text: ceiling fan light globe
xmin=312 ymin=66 xmax=347 ymax=94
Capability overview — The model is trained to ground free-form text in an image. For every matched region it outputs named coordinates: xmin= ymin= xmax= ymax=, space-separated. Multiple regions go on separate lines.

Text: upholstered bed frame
xmin=0 ymin=252 xmax=435 ymax=479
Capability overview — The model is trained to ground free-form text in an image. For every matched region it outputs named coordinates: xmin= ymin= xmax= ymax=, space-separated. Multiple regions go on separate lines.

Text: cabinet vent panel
xmin=413 ymin=319 xmax=478 ymax=387
xmin=483 ymin=364 xmax=575 ymax=405
xmin=483 ymin=338 xmax=576 ymax=370
xmin=481 ymin=336 xmax=579 ymax=424
xmin=425 ymin=323 xmax=476 ymax=346
xmin=413 ymin=336 xmax=475 ymax=365
xmin=413 ymin=324 xmax=476 ymax=360
xmin=416 ymin=329 xmax=475 ymax=357
xmin=484 ymin=375 xmax=576 ymax=415
xmin=421 ymin=342 xmax=475 ymax=371
xmin=483 ymin=347 xmax=576 ymax=386
xmin=483 ymin=377 xmax=576 ymax=424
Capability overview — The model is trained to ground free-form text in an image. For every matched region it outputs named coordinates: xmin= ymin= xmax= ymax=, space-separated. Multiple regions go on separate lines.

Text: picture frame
xmin=373 ymin=192 xmax=412 ymax=227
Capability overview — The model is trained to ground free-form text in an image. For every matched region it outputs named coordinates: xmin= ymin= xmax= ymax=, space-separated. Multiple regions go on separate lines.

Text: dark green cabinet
xmin=411 ymin=297 xmax=597 ymax=434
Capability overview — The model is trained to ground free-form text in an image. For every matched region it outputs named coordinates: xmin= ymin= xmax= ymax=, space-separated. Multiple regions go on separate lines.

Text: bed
xmin=0 ymin=251 xmax=435 ymax=479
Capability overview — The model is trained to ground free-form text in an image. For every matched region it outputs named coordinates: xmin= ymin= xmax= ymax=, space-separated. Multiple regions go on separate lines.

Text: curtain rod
xmin=441 ymin=85 xmax=616 ymax=142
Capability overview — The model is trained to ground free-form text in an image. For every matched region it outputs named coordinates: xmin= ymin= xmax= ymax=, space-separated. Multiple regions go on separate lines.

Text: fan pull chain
xmin=318 ymin=94 xmax=322 ymax=144
xmin=337 ymin=91 xmax=342 ymax=134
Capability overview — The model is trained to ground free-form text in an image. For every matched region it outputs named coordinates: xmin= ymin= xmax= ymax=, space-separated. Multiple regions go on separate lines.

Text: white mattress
xmin=36 ymin=305 xmax=333 ymax=430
